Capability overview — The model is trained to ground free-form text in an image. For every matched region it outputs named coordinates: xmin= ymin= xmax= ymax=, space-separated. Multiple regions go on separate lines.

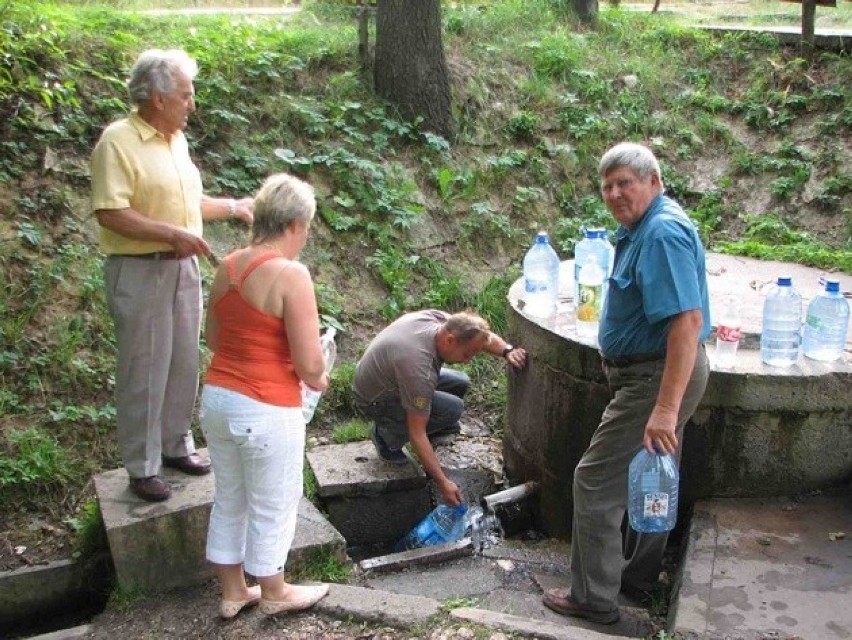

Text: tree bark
xmin=374 ymin=0 xmax=455 ymax=141
xmin=801 ymin=0 xmax=816 ymax=61
xmin=573 ymin=0 xmax=598 ymax=24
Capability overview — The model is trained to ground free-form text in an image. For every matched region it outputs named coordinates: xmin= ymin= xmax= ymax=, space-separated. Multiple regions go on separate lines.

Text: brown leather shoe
xmin=542 ymin=587 xmax=619 ymax=625
xmin=129 ymin=476 xmax=171 ymax=502
xmin=162 ymin=453 xmax=212 ymax=476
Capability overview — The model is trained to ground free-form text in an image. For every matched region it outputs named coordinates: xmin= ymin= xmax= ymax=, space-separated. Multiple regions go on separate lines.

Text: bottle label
xmin=643 ymin=492 xmax=669 ymax=518
xmin=525 ymin=278 xmax=548 ymax=294
xmin=577 ymin=283 xmax=602 ymax=322
xmin=717 ymin=324 xmax=741 ymax=343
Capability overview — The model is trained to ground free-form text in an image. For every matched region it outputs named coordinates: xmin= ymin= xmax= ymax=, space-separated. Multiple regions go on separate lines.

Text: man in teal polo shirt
xmin=543 ymin=142 xmax=711 ymax=624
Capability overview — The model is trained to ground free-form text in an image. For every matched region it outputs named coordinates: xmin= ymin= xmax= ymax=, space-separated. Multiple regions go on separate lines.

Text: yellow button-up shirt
xmin=90 ymin=112 xmax=203 ymax=255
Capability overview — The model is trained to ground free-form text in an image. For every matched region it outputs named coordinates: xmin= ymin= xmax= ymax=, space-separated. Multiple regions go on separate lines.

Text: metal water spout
xmin=481 ymin=481 xmax=539 ymax=511
xmin=480 ymin=481 xmax=539 ymax=537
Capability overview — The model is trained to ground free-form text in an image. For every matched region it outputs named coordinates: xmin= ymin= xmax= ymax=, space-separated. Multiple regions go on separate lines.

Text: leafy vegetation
xmin=0 ymin=0 xmax=849 ymax=587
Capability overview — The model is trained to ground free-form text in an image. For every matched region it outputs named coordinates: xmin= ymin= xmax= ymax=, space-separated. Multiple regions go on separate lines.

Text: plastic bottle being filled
xmin=802 ymin=279 xmax=850 ymax=362
xmin=760 ymin=276 xmax=802 ymax=367
xmin=395 ymin=504 xmax=468 ymax=552
xmin=301 ymin=327 xmax=337 ymax=424
xmin=522 ymin=231 xmax=560 ymax=318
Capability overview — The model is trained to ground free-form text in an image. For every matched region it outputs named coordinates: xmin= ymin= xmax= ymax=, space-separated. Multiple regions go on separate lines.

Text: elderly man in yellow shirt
xmin=91 ymin=49 xmax=253 ymax=502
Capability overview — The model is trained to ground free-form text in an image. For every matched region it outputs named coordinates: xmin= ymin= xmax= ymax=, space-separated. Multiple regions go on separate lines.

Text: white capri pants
xmin=200 ymin=385 xmax=305 ymax=577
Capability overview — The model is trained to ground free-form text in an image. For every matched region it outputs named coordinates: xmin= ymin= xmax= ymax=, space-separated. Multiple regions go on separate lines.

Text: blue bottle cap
xmin=825 ymin=279 xmax=840 ymax=294
xmin=536 ymin=231 xmax=549 ymax=243
xmin=777 ymin=276 xmax=792 ymax=286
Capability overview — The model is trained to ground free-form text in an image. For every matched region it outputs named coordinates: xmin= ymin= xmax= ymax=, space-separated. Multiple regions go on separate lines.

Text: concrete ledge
xmin=94 ymin=463 xmax=215 ymax=592
xmin=359 ymin=538 xmax=472 ymax=572
xmin=452 ymin=607 xmax=617 ymax=640
xmin=95 ymin=453 xmax=348 ymax=593
xmin=316 ymin=582 xmax=442 ymax=629
xmin=673 ymin=495 xmax=852 ymax=639
xmin=0 ymin=554 xmax=111 ymax=637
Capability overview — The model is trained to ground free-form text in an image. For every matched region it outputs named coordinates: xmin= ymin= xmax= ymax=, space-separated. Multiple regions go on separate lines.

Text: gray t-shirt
xmin=352 ymin=310 xmax=449 ymax=416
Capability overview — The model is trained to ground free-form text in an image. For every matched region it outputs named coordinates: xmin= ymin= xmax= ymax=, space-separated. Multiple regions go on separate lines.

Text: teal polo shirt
xmin=599 ymin=194 xmax=711 ymax=358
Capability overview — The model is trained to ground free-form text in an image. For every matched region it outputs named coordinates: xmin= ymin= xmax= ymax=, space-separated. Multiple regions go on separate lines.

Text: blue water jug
xmin=627 ymin=447 xmax=679 ymax=533
xmin=395 ymin=504 xmax=468 ymax=551
xmin=802 ymin=279 xmax=850 ymax=362
xmin=523 ymin=231 xmax=560 ymax=318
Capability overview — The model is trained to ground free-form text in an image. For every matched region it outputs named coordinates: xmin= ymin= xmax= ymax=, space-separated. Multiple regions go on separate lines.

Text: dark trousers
xmin=357 ymin=368 xmax=469 ymax=450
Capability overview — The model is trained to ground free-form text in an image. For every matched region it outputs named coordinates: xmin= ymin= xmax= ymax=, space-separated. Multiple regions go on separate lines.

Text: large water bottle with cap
xmin=802 ymin=279 xmax=850 ymax=362
xmin=760 ymin=276 xmax=802 ymax=367
xmin=574 ymin=227 xmax=614 ymax=306
xmin=301 ymin=327 xmax=337 ymax=424
xmin=523 ymin=231 xmax=560 ymax=318
xmin=576 ymin=256 xmax=605 ymax=340
xmin=627 ymin=446 xmax=679 ymax=533
xmin=394 ymin=503 xmax=469 ymax=551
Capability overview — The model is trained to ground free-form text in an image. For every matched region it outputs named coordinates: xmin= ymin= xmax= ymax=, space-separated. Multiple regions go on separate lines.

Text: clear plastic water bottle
xmin=628 ymin=447 xmax=679 ymax=534
xmin=301 ymin=327 xmax=337 ymax=424
xmin=576 ymin=256 xmax=605 ymax=340
xmin=802 ymin=279 xmax=850 ymax=362
xmin=395 ymin=504 xmax=468 ymax=551
xmin=715 ymin=295 xmax=742 ymax=369
xmin=760 ymin=276 xmax=802 ymax=367
xmin=523 ymin=231 xmax=560 ymax=318
xmin=574 ymin=227 xmax=613 ymax=307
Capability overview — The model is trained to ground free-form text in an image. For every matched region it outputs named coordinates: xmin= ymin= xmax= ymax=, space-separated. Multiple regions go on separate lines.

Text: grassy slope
xmin=0 ymin=0 xmax=850 ymax=567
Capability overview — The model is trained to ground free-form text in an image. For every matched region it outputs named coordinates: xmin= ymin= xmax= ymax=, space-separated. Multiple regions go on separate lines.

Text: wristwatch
xmin=502 ymin=344 xmax=515 ymax=359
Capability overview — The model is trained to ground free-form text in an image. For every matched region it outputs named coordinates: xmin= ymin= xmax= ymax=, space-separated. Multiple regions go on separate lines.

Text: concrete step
xmin=306 ymin=437 xmax=504 ymax=548
xmin=673 ymin=493 xmax=852 ymax=639
xmin=93 ymin=450 xmax=348 ymax=593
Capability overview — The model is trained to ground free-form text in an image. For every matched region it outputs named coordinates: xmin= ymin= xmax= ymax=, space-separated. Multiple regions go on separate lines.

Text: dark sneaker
xmin=542 ymin=587 xmax=620 ymax=625
xmin=129 ymin=476 xmax=171 ymax=502
xmin=370 ymin=427 xmax=409 ymax=465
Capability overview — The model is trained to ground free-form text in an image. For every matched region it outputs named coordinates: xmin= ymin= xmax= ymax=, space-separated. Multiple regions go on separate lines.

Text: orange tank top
xmin=204 ymin=251 xmax=301 ymax=406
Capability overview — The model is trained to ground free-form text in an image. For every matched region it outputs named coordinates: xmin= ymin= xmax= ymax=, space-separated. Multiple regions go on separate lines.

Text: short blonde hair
xmin=251 ymin=173 xmax=316 ymax=243
xmin=443 ymin=311 xmax=490 ymax=344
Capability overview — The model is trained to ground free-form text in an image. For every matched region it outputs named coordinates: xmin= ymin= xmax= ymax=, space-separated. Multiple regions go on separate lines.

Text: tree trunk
xmin=374 ymin=0 xmax=455 ymax=141
xmin=801 ymin=0 xmax=816 ymax=61
xmin=573 ymin=0 xmax=598 ymax=24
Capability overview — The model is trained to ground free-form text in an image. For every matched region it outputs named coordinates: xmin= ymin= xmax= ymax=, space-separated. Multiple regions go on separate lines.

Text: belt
xmin=601 ymin=351 xmax=666 ymax=368
xmin=112 ymin=252 xmax=181 ymax=260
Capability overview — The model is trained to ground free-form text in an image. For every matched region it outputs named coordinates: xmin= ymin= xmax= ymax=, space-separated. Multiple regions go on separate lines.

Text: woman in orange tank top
xmin=200 ymin=173 xmax=330 ymax=619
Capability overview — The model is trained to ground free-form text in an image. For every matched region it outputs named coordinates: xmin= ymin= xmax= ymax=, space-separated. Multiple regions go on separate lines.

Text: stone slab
xmin=307 ymin=440 xmax=427 ymax=498
xmin=94 ymin=453 xmax=347 ymax=593
xmin=359 ymin=538 xmax=472 ymax=572
xmin=674 ymin=495 xmax=852 ymax=640
xmin=452 ymin=607 xmax=622 ymax=640
xmin=316 ymin=582 xmax=441 ymax=629
xmin=94 ymin=460 xmax=216 ymax=592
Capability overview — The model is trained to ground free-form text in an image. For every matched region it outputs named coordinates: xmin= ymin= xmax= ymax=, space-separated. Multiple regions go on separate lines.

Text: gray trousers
xmin=570 ymin=346 xmax=709 ymax=611
xmin=104 ymin=255 xmax=201 ymax=479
